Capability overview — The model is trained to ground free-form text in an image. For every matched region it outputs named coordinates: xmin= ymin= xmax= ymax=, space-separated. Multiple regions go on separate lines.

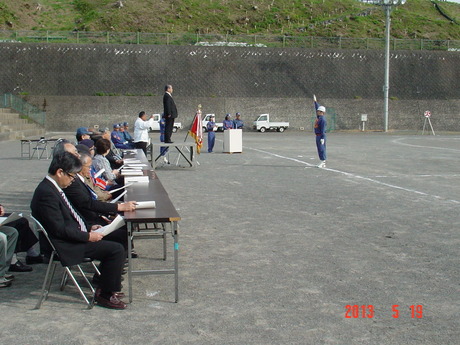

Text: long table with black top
xmin=121 ymin=149 xmax=181 ymax=303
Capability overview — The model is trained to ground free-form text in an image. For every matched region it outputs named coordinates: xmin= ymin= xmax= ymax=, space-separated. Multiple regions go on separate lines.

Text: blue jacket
xmin=207 ymin=121 xmax=216 ymax=133
xmin=223 ymin=120 xmax=234 ymax=130
xmin=314 ymin=101 xmax=327 ymax=139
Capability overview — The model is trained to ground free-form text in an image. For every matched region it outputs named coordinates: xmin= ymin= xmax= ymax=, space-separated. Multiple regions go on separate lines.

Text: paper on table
xmin=124 ymin=159 xmax=142 ymax=164
xmin=122 ymin=170 xmax=144 ymax=176
xmin=93 ymin=214 xmax=125 ymax=236
xmin=135 ymin=201 xmax=156 ymax=209
xmin=110 ymin=190 xmax=127 ymax=203
xmin=124 ymin=164 xmax=147 ymax=168
xmin=125 ymin=176 xmax=149 ymax=183
xmin=108 ymin=183 xmax=133 ymax=194
xmin=122 ymin=166 xmax=144 ymax=169
xmin=0 ymin=212 xmax=22 ymax=225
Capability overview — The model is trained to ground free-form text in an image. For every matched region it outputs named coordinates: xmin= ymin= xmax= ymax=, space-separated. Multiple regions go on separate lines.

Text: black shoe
xmin=26 ymin=254 xmax=45 ymax=265
xmin=165 ymin=141 xmax=174 ymax=144
xmin=9 ymin=260 xmax=33 ymax=272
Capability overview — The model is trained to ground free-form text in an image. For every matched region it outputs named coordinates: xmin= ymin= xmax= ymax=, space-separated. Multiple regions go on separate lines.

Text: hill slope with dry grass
xmin=0 ymin=0 xmax=459 ymax=39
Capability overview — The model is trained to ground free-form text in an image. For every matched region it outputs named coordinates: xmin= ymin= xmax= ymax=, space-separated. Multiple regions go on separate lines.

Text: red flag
xmin=189 ymin=110 xmax=203 ymax=154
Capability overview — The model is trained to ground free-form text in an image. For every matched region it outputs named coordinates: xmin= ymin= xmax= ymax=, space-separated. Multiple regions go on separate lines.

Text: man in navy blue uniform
xmin=121 ymin=122 xmax=134 ymax=143
xmin=111 ymin=124 xmax=130 ymax=149
xmin=313 ymin=95 xmax=327 ymax=168
xmin=206 ymin=114 xmax=217 ymax=153
xmin=233 ymin=112 xmax=244 ymax=129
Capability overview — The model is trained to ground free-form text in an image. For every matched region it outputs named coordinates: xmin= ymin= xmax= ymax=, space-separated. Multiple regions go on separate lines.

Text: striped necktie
xmin=59 ymin=191 xmax=87 ymax=232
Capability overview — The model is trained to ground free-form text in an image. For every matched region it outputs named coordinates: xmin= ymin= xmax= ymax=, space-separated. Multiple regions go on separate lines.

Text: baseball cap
xmin=123 ymin=122 xmax=129 ymax=126
xmin=79 ymin=139 xmax=95 ymax=149
xmin=317 ymin=106 xmax=326 ymax=113
xmin=76 ymin=127 xmax=92 ymax=135
xmin=113 ymin=123 xmax=120 ymax=128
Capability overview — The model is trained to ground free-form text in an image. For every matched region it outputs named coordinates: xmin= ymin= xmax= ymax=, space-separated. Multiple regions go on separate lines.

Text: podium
xmin=223 ymin=129 xmax=242 ymax=153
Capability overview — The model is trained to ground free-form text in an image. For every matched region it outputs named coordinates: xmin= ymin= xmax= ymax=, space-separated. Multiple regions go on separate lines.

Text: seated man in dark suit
xmin=30 ymin=152 xmax=127 ymax=309
xmin=63 ymin=153 xmax=136 ymax=253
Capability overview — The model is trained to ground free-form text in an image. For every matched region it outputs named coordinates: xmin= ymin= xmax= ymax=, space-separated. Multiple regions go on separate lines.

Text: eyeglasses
xmin=64 ymin=171 xmax=77 ymax=180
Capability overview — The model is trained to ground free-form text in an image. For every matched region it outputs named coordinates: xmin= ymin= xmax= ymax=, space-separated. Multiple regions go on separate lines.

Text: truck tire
xmin=172 ymin=127 xmax=177 ymax=133
xmin=259 ymin=127 xmax=266 ymax=133
xmin=278 ymin=127 xmax=285 ymax=133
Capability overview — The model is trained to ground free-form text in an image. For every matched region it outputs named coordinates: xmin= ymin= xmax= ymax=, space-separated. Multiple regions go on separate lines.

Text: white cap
xmin=317 ymin=106 xmax=326 ymax=113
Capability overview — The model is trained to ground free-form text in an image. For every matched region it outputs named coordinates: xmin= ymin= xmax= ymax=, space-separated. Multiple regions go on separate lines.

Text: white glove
xmin=313 ymin=94 xmax=317 ymax=102
xmin=320 ymin=139 xmax=325 ymax=145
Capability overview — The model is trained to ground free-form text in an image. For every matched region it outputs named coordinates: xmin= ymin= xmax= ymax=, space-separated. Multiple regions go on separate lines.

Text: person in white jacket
xmin=133 ymin=111 xmax=155 ymax=155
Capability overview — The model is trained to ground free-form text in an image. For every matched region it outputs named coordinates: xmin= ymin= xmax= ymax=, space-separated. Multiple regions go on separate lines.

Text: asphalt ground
xmin=0 ymin=130 xmax=459 ymax=345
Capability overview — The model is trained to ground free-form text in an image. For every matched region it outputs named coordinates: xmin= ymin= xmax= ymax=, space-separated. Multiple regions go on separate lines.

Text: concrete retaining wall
xmin=1 ymin=43 xmax=459 ymax=131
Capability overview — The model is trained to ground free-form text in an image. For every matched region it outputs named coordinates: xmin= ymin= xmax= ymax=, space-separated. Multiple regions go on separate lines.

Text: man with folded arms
xmin=31 ymin=152 xmax=127 ymax=309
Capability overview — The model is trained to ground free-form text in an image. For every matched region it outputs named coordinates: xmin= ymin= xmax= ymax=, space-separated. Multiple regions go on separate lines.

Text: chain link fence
xmin=1 ymin=93 xmax=46 ymax=126
xmin=1 ymin=30 xmax=459 ymax=51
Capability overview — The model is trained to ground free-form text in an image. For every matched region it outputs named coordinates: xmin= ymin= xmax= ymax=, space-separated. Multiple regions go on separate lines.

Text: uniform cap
xmin=317 ymin=106 xmax=326 ymax=113
xmin=79 ymin=139 xmax=95 ymax=148
xmin=76 ymin=127 xmax=92 ymax=135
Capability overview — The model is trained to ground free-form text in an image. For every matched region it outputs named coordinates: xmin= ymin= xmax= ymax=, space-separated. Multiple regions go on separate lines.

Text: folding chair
xmin=30 ymin=216 xmax=99 ymax=309
xmin=30 ymin=138 xmax=49 ymax=160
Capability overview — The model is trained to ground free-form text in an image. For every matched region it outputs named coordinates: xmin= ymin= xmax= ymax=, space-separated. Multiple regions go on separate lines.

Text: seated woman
xmin=97 ymin=128 xmax=123 ymax=169
xmin=92 ymin=139 xmax=123 ymax=187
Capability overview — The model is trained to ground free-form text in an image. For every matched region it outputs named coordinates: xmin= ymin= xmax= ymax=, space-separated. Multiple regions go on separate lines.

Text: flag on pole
xmin=189 ymin=106 xmax=203 ymax=154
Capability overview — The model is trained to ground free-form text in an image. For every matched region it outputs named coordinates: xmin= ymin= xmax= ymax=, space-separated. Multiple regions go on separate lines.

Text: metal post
xmin=383 ymin=4 xmax=391 ymax=132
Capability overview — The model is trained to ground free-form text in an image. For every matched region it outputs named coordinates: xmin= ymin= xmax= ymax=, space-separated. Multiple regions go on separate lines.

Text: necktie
xmin=59 ymin=191 xmax=87 ymax=232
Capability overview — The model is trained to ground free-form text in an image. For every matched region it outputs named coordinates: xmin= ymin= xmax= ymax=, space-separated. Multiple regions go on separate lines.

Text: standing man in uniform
xmin=206 ymin=114 xmax=217 ymax=153
xmin=163 ymin=84 xmax=178 ymax=144
xmin=233 ymin=112 xmax=244 ymax=129
xmin=313 ymin=95 xmax=327 ymax=168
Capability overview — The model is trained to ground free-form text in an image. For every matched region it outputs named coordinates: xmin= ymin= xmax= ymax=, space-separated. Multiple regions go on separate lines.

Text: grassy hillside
xmin=0 ymin=0 xmax=459 ymax=39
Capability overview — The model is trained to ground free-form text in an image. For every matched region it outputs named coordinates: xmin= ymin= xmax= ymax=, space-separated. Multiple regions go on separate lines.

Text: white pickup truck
xmin=253 ymin=114 xmax=289 ymax=132
xmin=148 ymin=114 xmax=183 ymax=132
xmin=202 ymin=114 xmax=224 ymax=132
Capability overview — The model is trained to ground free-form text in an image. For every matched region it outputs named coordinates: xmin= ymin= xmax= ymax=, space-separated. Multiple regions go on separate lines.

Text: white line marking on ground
xmin=392 ymin=137 xmax=460 ymax=152
xmin=245 ymin=146 xmax=460 ymax=204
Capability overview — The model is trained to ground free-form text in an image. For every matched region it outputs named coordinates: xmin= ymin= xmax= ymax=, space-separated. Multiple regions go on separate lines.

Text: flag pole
xmin=184 ymin=104 xmax=202 ymax=142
